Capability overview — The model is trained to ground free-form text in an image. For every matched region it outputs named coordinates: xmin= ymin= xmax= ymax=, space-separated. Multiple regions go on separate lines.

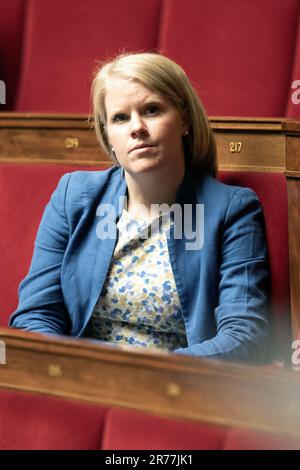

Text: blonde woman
xmin=10 ymin=53 xmax=269 ymax=362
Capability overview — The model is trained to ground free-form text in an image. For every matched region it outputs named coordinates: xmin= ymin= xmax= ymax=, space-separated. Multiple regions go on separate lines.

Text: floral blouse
xmin=84 ymin=209 xmax=187 ymax=351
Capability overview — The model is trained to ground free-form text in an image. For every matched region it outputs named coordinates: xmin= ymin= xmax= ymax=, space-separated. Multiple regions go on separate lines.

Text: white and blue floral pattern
xmin=84 ymin=209 xmax=187 ymax=351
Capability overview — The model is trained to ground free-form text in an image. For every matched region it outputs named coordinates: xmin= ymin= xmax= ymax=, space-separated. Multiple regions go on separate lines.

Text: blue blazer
xmin=10 ymin=166 xmax=269 ymax=362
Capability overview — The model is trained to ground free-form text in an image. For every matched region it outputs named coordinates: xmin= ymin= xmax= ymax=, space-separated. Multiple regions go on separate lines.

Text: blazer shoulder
xmin=201 ymin=174 xmax=259 ymax=202
xmin=198 ymin=175 xmax=262 ymax=224
xmin=52 ymin=166 xmax=123 ymax=220
xmin=58 ymin=166 xmax=122 ymax=202
xmin=67 ymin=166 xmax=120 ymax=192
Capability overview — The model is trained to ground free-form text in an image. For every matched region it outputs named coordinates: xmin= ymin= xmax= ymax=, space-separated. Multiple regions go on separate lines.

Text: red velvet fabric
xmin=0 ymin=390 xmax=299 ymax=450
xmin=15 ymin=0 xmax=162 ymax=113
xmin=286 ymin=14 xmax=300 ymax=118
xmin=1 ymin=390 xmax=299 ymax=450
xmin=159 ymin=0 xmax=300 ymax=117
xmin=102 ymin=407 xmax=227 ymax=450
xmin=0 ymin=0 xmax=25 ymax=110
xmin=102 ymin=407 xmax=300 ymax=450
xmin=2 ymin=0 xmax=300 ymax=117
xmin=218 ymin=171 xmax=290 ymax=359
xmin=0 ymin=163 xmax=100 ymax=327
xmin=0 ymin=389 xmax=107 ymax=450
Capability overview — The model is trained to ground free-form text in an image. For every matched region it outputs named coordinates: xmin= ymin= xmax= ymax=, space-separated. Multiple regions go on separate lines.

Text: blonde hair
xmin=91 ymin=52 xmax=217 ymax=176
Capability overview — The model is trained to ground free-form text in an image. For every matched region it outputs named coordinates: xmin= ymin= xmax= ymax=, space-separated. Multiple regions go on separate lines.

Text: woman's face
xmin=104 ymin=77 xmax=188 ymax=177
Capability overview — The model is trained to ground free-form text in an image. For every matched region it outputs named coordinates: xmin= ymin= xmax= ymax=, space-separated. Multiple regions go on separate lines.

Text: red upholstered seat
xmin=0 ymin=163 xmax=101 ymax=327
xmin=0 ymin=388 xmax=107 ymax=450
xmin=218 ymin=171 xmax=290 ymax=361
xmin=1 ymin=389 xmax=299 ymax=449
xmin=15 ymin=0 xmax=162 ymax=113
xmin=102 ymin=407 xmax=300 ymax=450
xmin=159 ymin=0 xmax=300 ymax=117
xmin=0 ymin=0 xmax=25 ymax=110
xmin=102 ymin=407 xmax=227 ymax=450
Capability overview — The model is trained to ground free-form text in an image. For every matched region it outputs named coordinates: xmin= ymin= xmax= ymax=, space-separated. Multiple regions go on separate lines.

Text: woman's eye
xmin=145 ymin=105 xmax=159 ymax=115
xmin=112 ymin=114 xmax=128 ymax=122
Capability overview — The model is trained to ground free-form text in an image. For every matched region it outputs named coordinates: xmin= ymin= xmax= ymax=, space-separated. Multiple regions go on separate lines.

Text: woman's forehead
xmin=104 ymin=77 xmax=165 ymax=109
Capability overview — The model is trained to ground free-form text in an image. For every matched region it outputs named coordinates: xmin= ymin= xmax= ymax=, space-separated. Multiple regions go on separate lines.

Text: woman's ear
xmin=181 ymin=107 xmax=190 ymax=136
xmin=182 ymin=121 xmax=190 ymax=136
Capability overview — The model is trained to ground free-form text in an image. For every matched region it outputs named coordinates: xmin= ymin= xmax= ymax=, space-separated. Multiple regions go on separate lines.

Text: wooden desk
xmin=0 ymin=327 xmax=300 ymax=439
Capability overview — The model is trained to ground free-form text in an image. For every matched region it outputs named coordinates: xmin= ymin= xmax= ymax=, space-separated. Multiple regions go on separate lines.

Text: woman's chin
xmin=128 ymin=157 xmax=165 ymax=175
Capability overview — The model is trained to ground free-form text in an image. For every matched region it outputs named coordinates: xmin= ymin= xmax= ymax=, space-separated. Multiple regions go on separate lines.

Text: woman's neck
xmin=124 ymin=168 xmax=184 ymax=219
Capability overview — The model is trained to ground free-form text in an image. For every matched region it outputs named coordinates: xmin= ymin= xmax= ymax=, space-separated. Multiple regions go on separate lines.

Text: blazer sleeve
xmin=9 ymin=173 xmax=72 ymax=334
xmin=175 ymin=188 xmax=270 ymax=363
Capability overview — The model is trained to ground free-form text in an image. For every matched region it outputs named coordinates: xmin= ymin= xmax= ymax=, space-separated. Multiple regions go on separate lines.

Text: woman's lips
xmin=130 ymin=144 xmax=155 ymax=152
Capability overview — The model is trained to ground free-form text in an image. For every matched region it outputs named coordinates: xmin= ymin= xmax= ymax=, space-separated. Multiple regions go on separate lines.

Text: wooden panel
xmin=286 ymin=134 xmax=300 ymax=337
xmin=210 ymin=116 xmax=289 ymax=131
xmin=210 ymin=117 xmax=295 ymax=172
xmin=0 ymin=114 xmax=110 ymax=166
xmin=287 ymin=136 xmax=300 ymax=173
xmin=1 ymin=327 xmax=300 ymax=438
xmin=0 ymin=114 xmax=293 ymax=170
xmin=0 ymin=128 xmax=111 ymax=166
xmin=215 ymin=132 xmax=285 ymax=172
xmin=287 ymin=178 xmax=300 ymax=337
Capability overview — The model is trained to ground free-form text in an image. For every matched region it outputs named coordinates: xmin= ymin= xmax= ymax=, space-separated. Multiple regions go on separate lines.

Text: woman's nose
xmin=130 ymin=113 xmax=149 ymax=137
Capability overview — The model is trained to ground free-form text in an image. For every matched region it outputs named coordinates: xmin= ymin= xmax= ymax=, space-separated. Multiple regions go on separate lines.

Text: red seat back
xmin=0 ymin=163 xmax=100 ymax=326
xmin=0 ymin=388 xmax=107 ymax=450
xmin=1 ymin=0 xmax=300 ymax=118
xmin=1 ymin=389 xmax=299 ymax=449
xmin=0 ymin=0 xmax=25 ymax=110
xmin=159 ymin=0 xmax=300 ymax=117
xmin=286 ymin=14 xmax=300 ymax=118
xmin=103 ymin=407 xmax=300 ymax=450
xmin=15 ymin=0 xmax=161 ymax=113
xmin=218 ymin=171 xmax=290 ymax=361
